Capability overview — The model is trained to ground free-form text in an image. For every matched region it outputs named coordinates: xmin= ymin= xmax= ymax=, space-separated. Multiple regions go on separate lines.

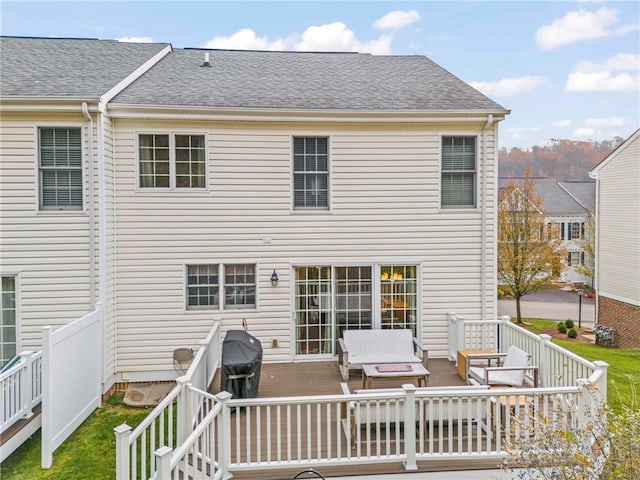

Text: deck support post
xmin=18 ymin=351 xmax=35 ymax=418
xmin=154 ymin=446 xmax=173 ymax=480
xmin=402 ymin=384 xmax=418 ymax=471
xmin=114 ymin=423 xmax=132 ymax=480
xmin=538 ymin=334 xmax=552 ymax=388
xmin=176 ymin=377 xmax=191 ymax=444
xmin=216 ymin=391 xmax=233 ymax=479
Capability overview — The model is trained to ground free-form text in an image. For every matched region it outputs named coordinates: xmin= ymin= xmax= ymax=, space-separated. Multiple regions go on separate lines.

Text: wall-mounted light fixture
xmin=270 ymin=269 xmax=279 ymax=287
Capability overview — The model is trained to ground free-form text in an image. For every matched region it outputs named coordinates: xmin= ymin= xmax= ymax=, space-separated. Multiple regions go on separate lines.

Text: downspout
xmin=588 ymin=169 xmax=599 ymax=324
xmin=481 ymin=114 xmax=494 ymax=323
xmin=82 ymin=102 xmax=96 ymax=309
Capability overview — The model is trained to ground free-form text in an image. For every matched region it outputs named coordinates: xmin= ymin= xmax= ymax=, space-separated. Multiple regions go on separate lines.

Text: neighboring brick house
xmin=589 ymin=128 xmax=640 ymax=349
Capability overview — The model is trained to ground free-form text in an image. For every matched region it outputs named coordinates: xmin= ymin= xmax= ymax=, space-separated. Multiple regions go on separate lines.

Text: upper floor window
xmin=293 ymin=137 xmax=329 ymax=209
xmin=139 ymin=134 xmax=206 ymax=189
xmin=568 ymin=222 xmax=584 ymax=241
xmin=186 ymin=263 xmax=255 ymax=310
xmin=441 ymin=136 xmax=476 ymax=209
xmin=39 ymin=127 xmax=82 ymax=210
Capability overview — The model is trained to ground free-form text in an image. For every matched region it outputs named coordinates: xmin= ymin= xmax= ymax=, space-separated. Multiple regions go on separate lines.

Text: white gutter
xmin=481 ymin=114 xmax=494 ymax=323
xmin=81 ymin=102 xmax=96 ymax=309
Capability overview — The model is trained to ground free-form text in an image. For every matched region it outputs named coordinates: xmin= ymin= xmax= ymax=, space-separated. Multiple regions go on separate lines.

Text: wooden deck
xmin=209 ymin=359 xmax=503 ymax=479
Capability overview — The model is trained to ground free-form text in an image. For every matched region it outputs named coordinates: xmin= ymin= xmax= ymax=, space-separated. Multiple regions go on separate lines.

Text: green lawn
xmin=519 ymin=318 xmax=639 ymax=412
xmin=1 ymin=394 xmax=151 ymax=480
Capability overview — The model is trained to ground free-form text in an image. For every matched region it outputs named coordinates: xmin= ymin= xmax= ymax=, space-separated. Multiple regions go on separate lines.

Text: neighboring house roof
xmin=0 ymin=36 xmax=170 ymax=99
xmin=498 ymin=177 xmax=594 ymax=216
xmin=589 ymin=127 xmax=640 ymax=176
xmin=111 ymin=48 xmax=509 ymax=112
xmin=558 ymin=181 xmax=596 ymax=211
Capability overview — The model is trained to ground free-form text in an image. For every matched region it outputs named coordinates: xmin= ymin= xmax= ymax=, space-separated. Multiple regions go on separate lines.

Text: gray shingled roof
xmin=559 ymin=181 xmax=595 ymax=211
xmin=0 ymin=37 xmax=169 ymax=98
xmin=112 ymin=48 xmax=508 ymax=112
xmin=498 ymin=178 xmax=594 ymax=215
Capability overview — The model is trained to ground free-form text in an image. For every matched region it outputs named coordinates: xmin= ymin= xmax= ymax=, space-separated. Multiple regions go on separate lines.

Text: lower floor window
xmin=294 ymin=264 xmax=418 ymax=355
xmin=187 ymin=264 xmax=255 ymax=310
xmin=568 ymin=251 xmax=585 ymax=267
xmin=1 ymin=276 xmax=17 ymax=368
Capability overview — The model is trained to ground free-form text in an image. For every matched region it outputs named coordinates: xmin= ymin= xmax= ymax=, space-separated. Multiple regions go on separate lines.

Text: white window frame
xmin=569 ymin=251 xmax=583 ymax=267
xmin=36 ymin=125 xmax=85 ymax=211
xmin=136 ymin=132 xmax=208 ymax=191
xmin=292 ymin=136 xmax=330 ymax=211
xmin=440 ymin=135 xmax=477 ymax=209
xmin=0 ymin=273 xmax=20 ymax=368
xmin=569 ymin=222 xmax=583 ymax=241
xmin=185 ymin=263 xmax=256 ymax=310
xmin=291 ymin=262 xmax=422 ymax=359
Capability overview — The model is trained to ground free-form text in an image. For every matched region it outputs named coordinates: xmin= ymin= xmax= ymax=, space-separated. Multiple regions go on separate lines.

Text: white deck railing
xmin=1 ymin=350 xmax=42 ymax=434
xmin=115 ymin=321 xmax=221 ymax=480
xmin=118 ymin=317 xmax=608 ymax=480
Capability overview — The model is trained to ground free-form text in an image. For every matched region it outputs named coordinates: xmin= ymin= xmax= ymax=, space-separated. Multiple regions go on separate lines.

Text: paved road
xmin=497 ymin=287 xmax=595 ymax=327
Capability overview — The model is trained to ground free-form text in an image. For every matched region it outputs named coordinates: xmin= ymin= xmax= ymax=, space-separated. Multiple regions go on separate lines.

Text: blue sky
xmin=2 ymin=1 xmax=638 ymax=149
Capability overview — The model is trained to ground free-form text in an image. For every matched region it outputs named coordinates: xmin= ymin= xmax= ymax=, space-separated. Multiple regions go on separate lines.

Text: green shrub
xmin=567 ymin=328 xmax=578 ymax=339
xmin=558 ymin=323 xmax=567 ymax=334
xmin=564 ymin=319 xmax=575 ymax=329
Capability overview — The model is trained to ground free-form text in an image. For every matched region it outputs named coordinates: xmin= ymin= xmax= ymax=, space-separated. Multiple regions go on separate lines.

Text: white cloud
xmin=507 ymin=127 xmax=525 ymax=138
xmin=373 ymin=10 xmax=421 ymax=30
xmin=202 ymin=28 xmax=288 ymax=50
xmin=469 ymin=76 xmax=551 ymax=97
xmin=566 ymin=53 xmax=640 ymax=92
xmin=566 ymin=71 xmax=639 ymax=92
xmin=574 ymin=128 xmax=596 ymax=136
xmin=535 ymin=7 xmax=638 ymax=51
xmin=117 ymin=36 xmax=154 ymax=43
xmin=295 ymin=22 xmax=393 ymax=54
xmin=530 ymin=127 xmax=542 ymax=132
xmin=584 ymin=117 xmax=625 ymax=127
xmin=574 ymin=53 xmax=640 ymax=73
xmin=552 ymin=120 xmax=572 ymax=127
xmin=202 ymin=23 xmax=393 ymax=55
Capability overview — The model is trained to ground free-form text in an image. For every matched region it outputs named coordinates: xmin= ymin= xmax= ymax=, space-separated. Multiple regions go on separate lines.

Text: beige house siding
xmin=0 ymin=112 xmax=93 ymax=350
xmin=596 ymin=133 xmax=640 ymax=306
xmin=112 ymin=119 xmax=496 ymax=376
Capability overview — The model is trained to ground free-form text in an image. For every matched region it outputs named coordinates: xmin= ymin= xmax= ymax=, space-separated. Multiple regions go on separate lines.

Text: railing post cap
xmin=500 ymin=315 xmax=511 ymax=322
xmin=114 ymin=423 xmax=132 ymax=434
xmin=402 ymin=383 xmax=417 ymax=392
xmin=539 ymin=334 xmax=552 ymax=342
xmin=154 ymin=445 xmax=173 ymax=456
xmin=216 ymin=391 xmax=233 ymax=401
xmin=593 ymin=360 xmax=609 ymax=368
xmin=176 ymin=375 xmax=190 ymax=385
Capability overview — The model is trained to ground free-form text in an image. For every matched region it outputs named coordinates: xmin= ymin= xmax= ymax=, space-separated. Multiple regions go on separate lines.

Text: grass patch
xmin=520 ymin=318 xmax=639 ymax=413
xmin=1 ymin=394 xmax=151 ymax=480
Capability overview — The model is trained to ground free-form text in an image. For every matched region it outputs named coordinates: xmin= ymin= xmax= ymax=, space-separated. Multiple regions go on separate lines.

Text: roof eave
xmin=106 ymin=104 xmax=510 ymax=123
xmin=0 ymin=97 xmax=100 ymax=112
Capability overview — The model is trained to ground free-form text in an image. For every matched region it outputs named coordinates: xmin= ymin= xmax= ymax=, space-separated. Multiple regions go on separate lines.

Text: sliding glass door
xmin=294 ymin=264 xmax=418 ymax=357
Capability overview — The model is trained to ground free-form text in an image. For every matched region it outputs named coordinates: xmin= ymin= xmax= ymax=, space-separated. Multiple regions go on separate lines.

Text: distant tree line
xmin=498 ymin=137 xmax=624 ymax=180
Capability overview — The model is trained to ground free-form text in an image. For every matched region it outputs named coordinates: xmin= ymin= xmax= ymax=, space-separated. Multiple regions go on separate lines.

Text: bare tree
xmin=498 ymin=170 xmax=566 ymax=323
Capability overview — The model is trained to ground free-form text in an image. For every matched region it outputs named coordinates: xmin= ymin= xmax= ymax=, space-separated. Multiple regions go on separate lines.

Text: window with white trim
xmin=293 ymin=137 xmax=329 ymax=209
xmin=568 ymin=251 xmax=584 ymax=267
xmin=139 ymin=134 xmax=206 ymax=189
xmin=441 ymin=136 xmax=476 ymax=208
xmin=39 ymin=127 xmax=83 ymax=210
xmin=1 ymin=276 xmax=17 ymax=368
xmin=186 ymin=264 xmax=255 ymax=310
xmin=568 ymin=222 xmax=584 ymax=240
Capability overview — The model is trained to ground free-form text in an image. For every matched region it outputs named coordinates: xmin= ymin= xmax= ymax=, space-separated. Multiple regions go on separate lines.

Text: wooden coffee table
xmin=361 ymin=363 xmax=430 ymax=389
